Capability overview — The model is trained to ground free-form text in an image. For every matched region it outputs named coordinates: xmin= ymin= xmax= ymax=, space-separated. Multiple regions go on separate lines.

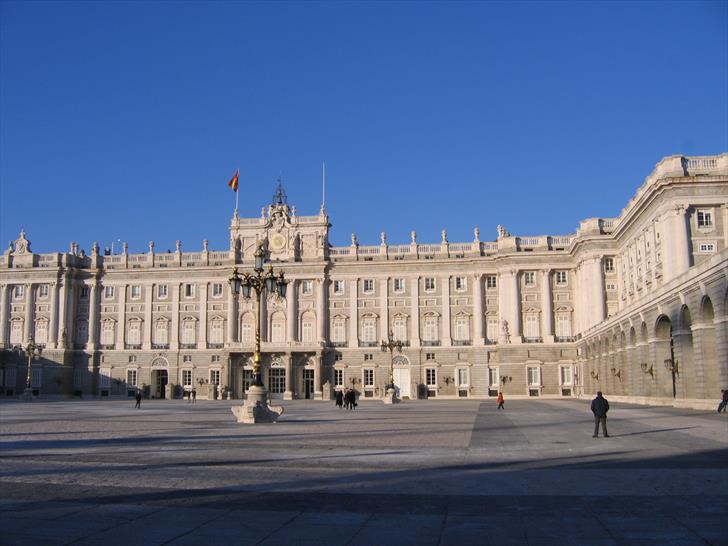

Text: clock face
xmin=270 ymin=233 xmax=286 ymax=251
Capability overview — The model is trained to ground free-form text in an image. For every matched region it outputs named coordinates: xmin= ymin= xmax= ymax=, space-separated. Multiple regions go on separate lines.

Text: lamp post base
xmin=231 ymin=385 xmax=285 ymax=423
xmin=382 ymin=387 xmax=400 ymax=405
xmin=23 ymin=387 xmax=34 ymax=402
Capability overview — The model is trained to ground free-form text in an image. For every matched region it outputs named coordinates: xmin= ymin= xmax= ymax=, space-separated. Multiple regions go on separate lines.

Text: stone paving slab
xmin=0 ymin=398 xmax=726 ymax=545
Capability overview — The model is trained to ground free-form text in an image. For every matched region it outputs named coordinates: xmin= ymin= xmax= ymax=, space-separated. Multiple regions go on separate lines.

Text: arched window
xmin=209 ymin=317 xmax=224 ymax=344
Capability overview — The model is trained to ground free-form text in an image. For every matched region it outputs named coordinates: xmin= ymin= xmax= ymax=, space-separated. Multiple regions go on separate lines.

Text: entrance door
xmin=393 ymin=367 xmax=411 ymax=399
xmin=303 ymin=369 xmax=314 ymax=399
xmin=154 ymin=370 xmax=168 ymax=399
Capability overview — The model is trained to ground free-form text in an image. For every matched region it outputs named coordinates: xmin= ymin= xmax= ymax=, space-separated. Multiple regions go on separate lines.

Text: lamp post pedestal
xmin=382 ymin=386 xmax=399 ymax=404
xmin=231 ymin=385 xmax=285 ymax=423
xmin=23 ymin=386 xmax=34 ymax=402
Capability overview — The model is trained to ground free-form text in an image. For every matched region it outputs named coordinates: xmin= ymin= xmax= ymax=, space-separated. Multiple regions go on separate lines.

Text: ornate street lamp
xmin=380 ymin=329 xmax=403 ymax=404
xmin=15 ymin=339 xmax=42 ymax=401
xmin=229 ymin=242 xmax=288 ymax=422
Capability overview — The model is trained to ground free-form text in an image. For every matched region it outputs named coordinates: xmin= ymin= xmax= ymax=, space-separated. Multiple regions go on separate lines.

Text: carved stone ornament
xmin=12 ymin=230 xmax=31 ymax=255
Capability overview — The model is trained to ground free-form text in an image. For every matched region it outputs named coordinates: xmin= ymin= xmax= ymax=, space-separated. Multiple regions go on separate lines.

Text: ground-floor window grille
xmin=334 ymin=369 xmax=343 ymax=388
xmin=268 ymin=368 xmax=285 ymax=393
xmin=210 ymin=369 xmax=221 ymax=385
xmin=182 ymin=370 xmax=192 ymax=388
xmin=126 ymin=369 xmax=137 ymax=387
xmin=363 ymin=369 xmax=374 ymax=387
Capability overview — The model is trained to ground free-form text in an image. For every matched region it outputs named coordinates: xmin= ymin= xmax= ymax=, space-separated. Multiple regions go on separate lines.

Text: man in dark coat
xmin=591 ymin=391 xmax=610 ymax=437
xmin=134 ymin=391 xmax=142 ymax=409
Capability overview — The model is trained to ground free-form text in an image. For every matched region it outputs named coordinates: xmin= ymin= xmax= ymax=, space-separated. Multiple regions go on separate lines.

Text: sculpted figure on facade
xmin=441 ymin=229 xmax=448 ymax=244
xmin=12 ymin=230 xmax=31 ymax=255
xmin=380 ymin=231 xmax=387 ymax=245
xmin=351 ymin=232 xmax=358 ymax=246
xmin=410 ymin=230 xmax=417 ymax=244
xmin=473 ymin=226 xmax=480 ymax=243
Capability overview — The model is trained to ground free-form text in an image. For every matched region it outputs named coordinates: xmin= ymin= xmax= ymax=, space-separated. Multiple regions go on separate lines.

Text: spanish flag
xmin=227 ymin=169 xmax=239 ymax=192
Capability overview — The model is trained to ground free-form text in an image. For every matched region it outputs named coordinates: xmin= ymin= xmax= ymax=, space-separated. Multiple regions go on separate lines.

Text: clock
xmin=270 ymin=233 xmax=286 ymax=251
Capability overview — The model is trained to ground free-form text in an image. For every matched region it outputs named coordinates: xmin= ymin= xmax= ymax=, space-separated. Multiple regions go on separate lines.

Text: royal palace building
xmin=1 ymin=153 xmax=727 ymax=409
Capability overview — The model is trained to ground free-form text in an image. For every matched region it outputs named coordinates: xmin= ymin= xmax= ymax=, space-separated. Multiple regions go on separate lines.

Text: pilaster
xmin=143 ymin=283 xmax=152 ymax=350
xmin=0 ymin=284 xmax=9 ymax=346
xmin=410 ymin=276 xmax=420 ymax=347
xmin=48 ymin=280 xmax=59 ymax=347
xmin=472 ymin=273 xmax=484 ymax=346
xmin=540 ymin=269 xmax=553 ymax=343
xmin=88 ymin=281 xmax=98 ymax=350
xmin=286 ymin=280 xmax=297 ymax=342
xmin=349 ymin=279 xmax=358 ymax=348
xmin=283 ymin=354 xmax=294 ymax=400
xmin=116 ymin=285 xmax=126 ymax=350
xmin=199 ymin=282 xmax=208 ymax=347
xmin=23 ymin=283 xmax=34 ymax=342
xmin=441 ymin=275 xmax=451 ymax=346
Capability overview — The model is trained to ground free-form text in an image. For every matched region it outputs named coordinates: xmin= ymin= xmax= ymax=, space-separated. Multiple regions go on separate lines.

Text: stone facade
xmin=0 ymin=154 xmax=726 ymax=408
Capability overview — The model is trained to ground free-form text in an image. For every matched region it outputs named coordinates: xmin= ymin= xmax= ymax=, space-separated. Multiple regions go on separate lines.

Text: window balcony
xmin=152 ymin=343 xmax=169 ymax=350
xmin=180 ymin=343 xmax=196 ymax=349
xmin=453 ymin=339 xmax=471 ymax=346
xmin=421 ymin=340 xmax=441 ymax=346
xmin=125 ymin=344 xmax=142 ymax=350
xmin=484 ymin=339 xmax=497 ymax=345
xmin=360 ymin=341 xmax=378 ymax=348
xmin=99 ymin=344 xmax=115 ymax=350
xmin=330 ymin=341 xmax=348 ymax=348
xmin=523 ymin=337 xmax=542 ymax=343
xmin=555 ymin=336 xmax=576 ymax=343
xmin=207 ymin=343 xmax=224 ymax=349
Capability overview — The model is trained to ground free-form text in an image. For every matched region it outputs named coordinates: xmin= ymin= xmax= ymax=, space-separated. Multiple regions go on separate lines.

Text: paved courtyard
xmin=0 ymin=398 xmax=726 ymax=546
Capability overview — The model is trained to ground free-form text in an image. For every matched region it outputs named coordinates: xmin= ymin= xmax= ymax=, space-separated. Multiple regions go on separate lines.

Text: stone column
xmin=442 ymin=276 xmax=452 ymax=346
xmin=283 ymin=354 xmax=294 ymax=400
xmin=286 ymin=280 xmax=297 ymax=342
xmin=314 ymin=354 xmax=323 ymax=399
xmin=540 ymin=270 xmax=553 ymax=342
xmin=143 ymin=283 xmax=152 ymax=350
xmin=410 ymin=276 xmax=420 ymax=348
xmin=88 ymin=281 xmax=98 ymax=350
xmin=0 ymin=284 xmax=9 ymax=346
xmin=227 ymin=282 xmax=237 ymax=346
xmin=24 ymin=283 xmax=34 ymax=342
xmin=349 ymin=279 xmax=358 ymax=348
xmin=199 ymin=282 xmax=208 ymax=348
xmin=57 ymin=276 xmax=69 ymax=349
xmin=48 ymin=280 xmax=59 ymax=348
xmin=472 ymin=274 xmax=484 ymax=346
xmin=116 ymin=285 xmax=126 ymax=350
xmin=317 ymin=279 xmax=327 ymax=343
xmin=171 ymin=283 xmax=180 ymax=350
xmin=380 ymin=277 xmax=389 ymax=340
xmin=662 ymin=204 xmax=690 ymax=282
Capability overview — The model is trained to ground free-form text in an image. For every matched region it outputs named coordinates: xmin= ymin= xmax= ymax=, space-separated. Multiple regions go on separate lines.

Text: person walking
xmin=191 ymin=388 xmax=197 ymax=404
xmin=591 ymin=391 xmax=610 ymax=437
xmin=335 ymin=389 xmax=343 ymax=409
xmin=134 ymin=391 xmax=142 ymax=409
xmin=718 ymin=389 xmax=728 ymax=413
xmin=496 ymin=392 xmax=505 ymax=410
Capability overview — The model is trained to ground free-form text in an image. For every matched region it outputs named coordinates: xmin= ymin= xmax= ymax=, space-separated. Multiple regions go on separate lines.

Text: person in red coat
xmin=496 ymin=392 xmax=505 ymax=410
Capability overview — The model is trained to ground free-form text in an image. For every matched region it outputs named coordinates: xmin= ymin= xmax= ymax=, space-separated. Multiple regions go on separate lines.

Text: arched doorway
xmin=150 ymin=357 xmax=169 ymax=399
xmin=392 ymin=355 xmax=411 ymax=399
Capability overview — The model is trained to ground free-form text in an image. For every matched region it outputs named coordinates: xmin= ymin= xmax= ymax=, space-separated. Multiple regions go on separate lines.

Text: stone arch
xmin=697 ymin=295 xmax=719 ymax=398
xmin=674 ymin=304 xmax=696 ymax=398
xmin=653 ymin=315 xmax=673 ymax=398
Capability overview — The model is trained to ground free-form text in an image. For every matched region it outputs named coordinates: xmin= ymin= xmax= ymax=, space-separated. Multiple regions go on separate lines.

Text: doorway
xmin=303 ymin=369 xmax=314 ymax=399
xmin=153 ymin=369 xmax=168 ymax=399
xmin=393 ymin=367 xmax=411 ymax=399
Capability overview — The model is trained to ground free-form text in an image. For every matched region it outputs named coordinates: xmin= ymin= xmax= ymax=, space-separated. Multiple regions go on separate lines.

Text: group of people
xmin=334 ymin=388 xmax=358 ymax=410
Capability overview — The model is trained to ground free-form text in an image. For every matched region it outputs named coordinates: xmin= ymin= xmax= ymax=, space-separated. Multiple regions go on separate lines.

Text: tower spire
xmin=321 ymin=161 xmax=327 ymax=214
xmin=272 ymin=176 xmax=287 ymax=205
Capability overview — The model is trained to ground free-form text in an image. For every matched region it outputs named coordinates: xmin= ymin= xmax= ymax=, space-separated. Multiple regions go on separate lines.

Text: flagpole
xmin=235 ymin=168 xmax=239 ymax=215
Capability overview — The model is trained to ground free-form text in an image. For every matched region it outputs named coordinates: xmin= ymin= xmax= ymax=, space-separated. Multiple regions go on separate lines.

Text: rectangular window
xmin=104 ymin=286 xmax=115 ymax=299
xmin=560 ymin=366 xmax=573 ymax=386
xmin=426 ymin=368 xmax=437 ymax=386
xmin=486 ymin=318 xmax=499 ymax=342
xmin=128 ymin=355 xmax=137 ymax=363
xmin=698 ymin=242 xmax=716 ymax=253
xmin=363 ymin=369 xmax=374 ymax=387
xmin=524 ymin=315 xmax=540 ymax=339
xmin=333 ymin=280 xmax=345 ymax=294
xmin=364 ymin=354 xmax=373 ymax=361
xmin=393 ymin=278 xmax=405 ymax=293
xmin=130 ymin=285 xmax=141 ymax=299
xmin=211 ymin=355 xmax=220 ymax=363
xmin=185 ymin=284 xmax=195 ymax=298
xmin=393 ymin=316 xmax=407 ymax=341
xmin=127 ymin=369 xmax=138 ymax=386
xmin=182 ymin=370 xmax=192 ymax=387
xmin=99 ymin=369 xmax=111 ymax=389
xmin=268 ymin=368 xmax=285 ymax=393
xmin=557 ymin=315 xmax=572 ymax=338
xmin=362 ymin=318 xmax=376 ymax=342
xmin=489 ymin=367 xmax=499 ymax=387
xmin=363 ymin=279 xmax=374 ymax=293
xmin=457 ymin=368 xmax=469 ymax=387
xmin=424 ymin=278 xmax=436 ymax=291
xmin=183 ymin=355 xmax=192 ymax=363
xmin=697 ymin=209 xmax=713 ymax=228
xmin=302 ymin=321 xmax=313 ymax=343
xmin=241 ymin=323 xmax=253 ymax=344
xmin=210 ymin=369 xmax=221 ymax=385
xmin=425 ymin=353 xmax=435 ymax=360
xmin=604 ymin=258 xmax=615 ymax=272
xmin=13 ymin=285 xmax=24 ymax=298
xmin=302 ymin=280 xmax=313 ymax=295
xmin=80 ymin=286 xmax=89 ymax=299
xmin=455 ymin=316 xmax=470 ymax=341
xmin=101 ymin=321 xmax=115 ymax=345
xmin=127 ymin=321 xmax=141 ymax=345
xmin=335 ymin=352 xmax=343 ymax=361
xmin=527 ymin=367 xmax=541 ymax=386
xmin=334 ymin=369 xmax=343 ymax=387
xmin=212 ymin=283 xmax=223 ymax=297
xmin=38 ymin=285 xmax=49 ymax=298
xmin=271 ymin=322 xmax=284 ymax=343
xmin=455 ymin=277 xmax=467 ymax=291
xmin=555 ymin=271 xmax=568 ymax=285
xmin=157 ymin=284 xmax=168 ymax=298
xmin=332 ymin=320 xmax=346 ymax=342
xmin=524 ymin=272 xmax=535 ymax=286
xmin=486 ymin=276 xmax=497 ymax=289
xmin=423 ymin=316 xmax=438 ymax=342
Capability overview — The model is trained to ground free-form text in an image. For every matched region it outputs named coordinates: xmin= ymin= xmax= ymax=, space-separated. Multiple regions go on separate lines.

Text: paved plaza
xmin=0 ymin=398 xmax=726 ymax=545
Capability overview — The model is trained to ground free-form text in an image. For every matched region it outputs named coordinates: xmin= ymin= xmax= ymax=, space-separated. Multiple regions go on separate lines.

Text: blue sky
xmin=1 ymin=1 xmax=726 ymax=253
